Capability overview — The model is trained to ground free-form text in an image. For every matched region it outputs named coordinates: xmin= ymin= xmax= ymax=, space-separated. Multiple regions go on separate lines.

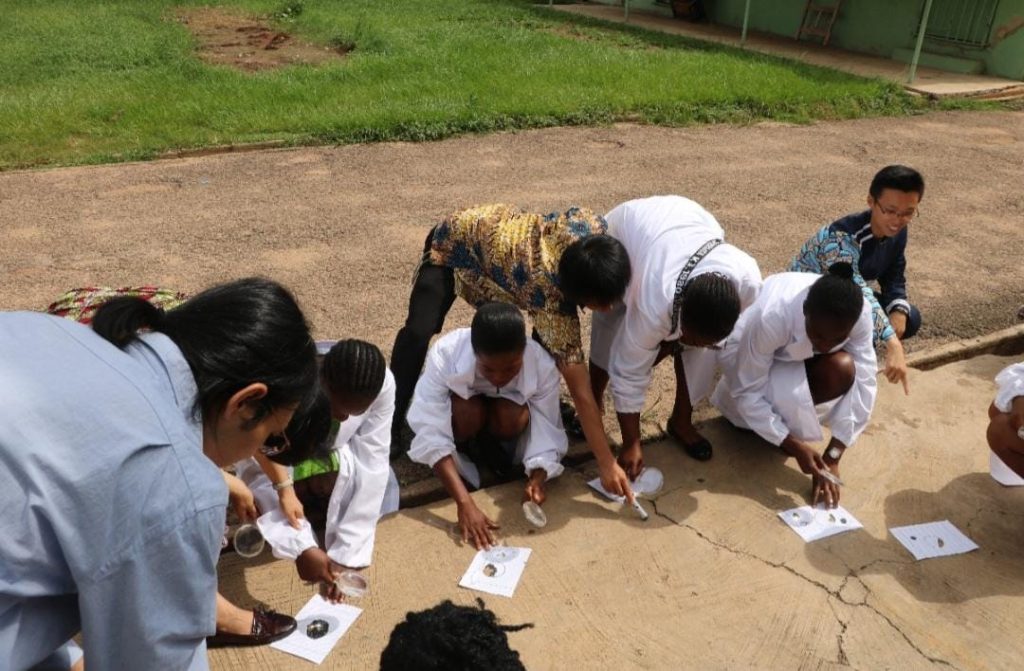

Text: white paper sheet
xmin=777 ymin=504 xmax=863 ymax=542
xmin=269 ymin=595 xmax=362 ymax=664
xmin=459 ymin=546 xmax=532 ymax=598
xmin=889 ymin=520 xmax=979 ymax=561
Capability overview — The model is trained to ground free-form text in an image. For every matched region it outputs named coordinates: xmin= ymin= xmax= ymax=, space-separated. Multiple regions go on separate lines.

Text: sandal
xmin=666 ymin=422 xmax=713 ymax=462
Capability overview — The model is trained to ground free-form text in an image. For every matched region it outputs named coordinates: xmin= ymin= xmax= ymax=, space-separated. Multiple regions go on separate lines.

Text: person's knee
xmin=488 ymin=399 xmax=530 ymax=440
xmin=807 ymin=351 xmax=855 ymax=404
xmin=451 ymin=394 xmax=486 ymax=441
xmin=987 ymin=412 xmax=1024 ymax=455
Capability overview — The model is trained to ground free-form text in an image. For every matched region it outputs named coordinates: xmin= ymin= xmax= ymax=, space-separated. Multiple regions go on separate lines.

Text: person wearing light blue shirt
xmin=0 ymin=278 xmax=318 ymax=670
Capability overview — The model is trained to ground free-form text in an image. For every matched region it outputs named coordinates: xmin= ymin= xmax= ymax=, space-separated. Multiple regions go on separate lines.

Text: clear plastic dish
xmin=522 ymin=500 xmax=548 ymax=528
xmin=335 ymin=571 xmax=369 ymax=598
xmin=233 ymin=523 xmax=265 ymax=558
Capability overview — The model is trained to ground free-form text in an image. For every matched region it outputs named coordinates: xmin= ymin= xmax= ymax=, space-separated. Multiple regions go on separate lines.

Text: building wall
xmin=586 ymin=0 xmax=1024 ymax=80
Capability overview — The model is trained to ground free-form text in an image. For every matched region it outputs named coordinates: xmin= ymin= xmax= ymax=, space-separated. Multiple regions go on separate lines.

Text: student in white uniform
xmin=408 ymin=302 xmax=567 ymax=550
xmin=987 ymin=362 xmax=1024 ymax=481
xmin=711 ymin=263 xmax=877 ymax=508
xmin=590 ymin=195 xmax=761 ymax=477
xmin=234 ymin=340 xmax=398 ymax=600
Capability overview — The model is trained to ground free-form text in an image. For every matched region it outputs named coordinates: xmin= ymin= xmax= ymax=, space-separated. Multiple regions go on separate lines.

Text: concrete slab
xmin=212 ymin=353 xmax=1024 ymax=670
xmin=546 ymin=4 xmax=1024 ymax=99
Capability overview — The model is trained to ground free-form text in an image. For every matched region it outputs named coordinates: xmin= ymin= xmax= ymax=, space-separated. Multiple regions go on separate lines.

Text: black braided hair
xmin=805 ymin=262 xmax=863 ymax=327
xmin=265 ymin=386 xmax=333 ymax=467
xmin=379 ymin=598 xmax=532 ymax=671
xmin=680 ymin=272 xmax=741 ymax=343
xmin=322 ymin=339 xmax=386 ymax=402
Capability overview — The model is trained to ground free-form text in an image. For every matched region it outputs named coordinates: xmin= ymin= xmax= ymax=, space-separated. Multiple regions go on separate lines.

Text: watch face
xmin=827 ymin=446 xmax=842 ymax=460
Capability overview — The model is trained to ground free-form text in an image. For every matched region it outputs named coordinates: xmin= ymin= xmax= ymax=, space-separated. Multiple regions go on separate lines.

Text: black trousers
xmin=390 ymin=230 xmax=456 ymax=445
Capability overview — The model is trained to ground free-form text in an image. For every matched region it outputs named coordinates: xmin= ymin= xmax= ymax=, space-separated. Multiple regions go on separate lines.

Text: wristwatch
xmin=826 ymin=445 xmax=843 ymax=461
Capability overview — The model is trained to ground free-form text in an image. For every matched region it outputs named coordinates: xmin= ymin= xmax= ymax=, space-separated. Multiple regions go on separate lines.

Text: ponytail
xmin=93 ymin=297 xmax=169 ymax=348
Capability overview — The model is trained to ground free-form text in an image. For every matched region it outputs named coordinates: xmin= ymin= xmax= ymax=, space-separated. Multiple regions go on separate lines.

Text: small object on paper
xmin=306 ymin=619 xmax=329 ymax=639
xmin=459 ymin=546 xmax=531 ymax=598
xmin=588 ymin=467 xmax=665 ymax=502
xmin=270 ymin=595 xmax=361 ymax=664
xmin=889 ymin=521 xmax=978 ymax=561
xmin=778 ymin=505 xmax=862 ymax=542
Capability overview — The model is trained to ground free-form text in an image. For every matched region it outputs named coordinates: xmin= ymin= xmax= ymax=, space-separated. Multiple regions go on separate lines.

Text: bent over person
xmin=590 ymin=195 xmax=761 ymax=477
xmin=789 ymin=165 xmax=925 ymax=393
xmin=391 ymin=204 xmax=635 ymax=500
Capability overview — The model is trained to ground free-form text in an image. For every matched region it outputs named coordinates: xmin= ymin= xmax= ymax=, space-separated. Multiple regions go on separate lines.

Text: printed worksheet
xmin=777 ymin=504 xmax=863 ymax=542
xmin=889 ymin=521 xmax=979 ymax=560
xmin=459 ymin=546 xmax=532 ymax=598
xmin=270 ymin=595 xmax=362 ymax=664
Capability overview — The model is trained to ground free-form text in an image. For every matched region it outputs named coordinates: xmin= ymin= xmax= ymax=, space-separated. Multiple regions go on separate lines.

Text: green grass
xmin=0 ymin=0 xmax=924 ymax=169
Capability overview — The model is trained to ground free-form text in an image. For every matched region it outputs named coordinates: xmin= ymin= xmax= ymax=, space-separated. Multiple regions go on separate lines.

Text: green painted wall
xmin=586 ymin=0 xmax=1024 ymax=80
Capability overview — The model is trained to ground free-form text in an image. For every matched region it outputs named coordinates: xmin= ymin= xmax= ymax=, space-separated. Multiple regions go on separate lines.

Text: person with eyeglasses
xmin=589 ymin=195 xmax=762 ymax=479
xmin=789 ymin=165 xmax=925 ymax=395
xmin=1 ymin=278 xmax=319 ymax=670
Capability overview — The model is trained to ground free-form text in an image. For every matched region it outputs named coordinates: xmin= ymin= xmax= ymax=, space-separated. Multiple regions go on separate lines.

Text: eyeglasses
xmin=260 ymin=430 xmax=291 ymax=457
xmin=874 ymin=203 xmax=919 ymax=220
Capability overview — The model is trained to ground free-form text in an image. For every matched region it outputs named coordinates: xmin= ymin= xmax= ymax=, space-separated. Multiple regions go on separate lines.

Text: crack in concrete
xmin=650 ymin=500 xmax=963 ymax=670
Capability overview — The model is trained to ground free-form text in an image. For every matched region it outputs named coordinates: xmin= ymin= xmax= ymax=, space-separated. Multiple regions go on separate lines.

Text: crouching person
xmin=988 ymin=362 xmax=1024 ymax=483
xmin=408 ymin=302 xmax=567 ymax=550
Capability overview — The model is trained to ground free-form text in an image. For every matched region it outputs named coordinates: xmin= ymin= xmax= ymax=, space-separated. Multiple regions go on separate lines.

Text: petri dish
xmin=634 ymin=467 xmax=665 ymax=497
xmin=335 ymin=571 xmax=369 ymax=598
xmin=522 ymin=501 xmax=548 ymax=528
xmin=484 ymin=546 xmax=520 ymax=563
xmin=233 ymin=523 xmax=265 ymax=558
xmin=789 ymin=508 xmax=815 ymax=527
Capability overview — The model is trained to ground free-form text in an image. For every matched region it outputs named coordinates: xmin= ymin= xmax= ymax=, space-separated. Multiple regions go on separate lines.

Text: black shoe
xmin=207 ymin=606 xmax=297 ymax=648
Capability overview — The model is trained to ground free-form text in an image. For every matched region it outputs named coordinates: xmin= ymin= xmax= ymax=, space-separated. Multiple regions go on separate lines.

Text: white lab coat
xmin=237 ymin=370 xmax=397 ymax=569
xmin=592 ymin=195 xmax=762 ymax=413
xmin=994 ymin=362 xmax=1024 ymax=413
xmin=711 ymin=272 xmax=877 ymax=447
xmin=407 ymin=328 xmax=567 ymax=487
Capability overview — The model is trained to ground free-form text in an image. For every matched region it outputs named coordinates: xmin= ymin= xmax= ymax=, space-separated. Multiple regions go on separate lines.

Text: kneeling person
xmin=408 ymin=302 xmax=567 ymax=550
xmin=712 ymin=264 xmax=877 ymax=508
xmin=987 ymin=362 xmax=1024 ymax=481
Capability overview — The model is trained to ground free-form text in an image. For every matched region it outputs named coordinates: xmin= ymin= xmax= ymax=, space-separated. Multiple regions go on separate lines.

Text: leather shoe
xmin=207 ymin=606 xmax=297 ymax=648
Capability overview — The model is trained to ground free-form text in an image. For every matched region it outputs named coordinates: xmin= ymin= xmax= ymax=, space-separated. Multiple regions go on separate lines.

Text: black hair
xmin=379 ymin=598 xmax=532 ymax=671
xmin=680 ymin=273 xmax=741 ymax=343
xmin=558 ymin=235 xmax=631 ymax=307
xmin=471 ymin=302 xmax=526 ymax=357
xmin=92 ymin=277 xmax=317 ymax=424
xmin=266 ymin=386 xmax=333 ymax=466
xmin=869 ymin=165 xmax=924 ymax=199
xmin=322 ymin=339 xmax=386 ymax=401
xmin=805 ymin=262 xmax=864 ymax=327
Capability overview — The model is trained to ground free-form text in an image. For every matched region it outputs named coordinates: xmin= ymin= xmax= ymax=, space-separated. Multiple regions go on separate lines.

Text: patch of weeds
xmin=328 ymin=36 xmax=356 ymax=53
xmin=273 ymin=1 xmax=304 ymax=22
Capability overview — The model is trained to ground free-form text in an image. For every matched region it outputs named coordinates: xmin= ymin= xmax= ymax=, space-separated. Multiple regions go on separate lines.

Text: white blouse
xmin=407 ymin=328 xmax=567 ymax=480
xmin=994 ymin=362 xmax=1024 ymax=413
xmin=604 ymin=195 xmax=762 ymax=414
xmin=717 ymin=272 xmax=877 ymax=448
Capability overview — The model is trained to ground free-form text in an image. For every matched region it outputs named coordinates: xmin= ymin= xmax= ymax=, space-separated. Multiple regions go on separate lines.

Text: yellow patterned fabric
xmin=430 ymin=203 xmax=607 ymax=365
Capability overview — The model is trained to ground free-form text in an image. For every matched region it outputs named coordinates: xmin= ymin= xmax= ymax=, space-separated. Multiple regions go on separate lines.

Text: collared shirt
xmin=717 ymin=273 xmax=877 ymax=448
xmin=603 ymin=196 xmax=762 ymax=414
xmin=429 ymin=204 xmax=607 ymax=365
xmin=0 ymin=313 xmax=225 ymax=671
xmin=406 ymin=328 xmax=567 ymax=480
xmin=789 ymin=210 xmax=910 ymax=345
xmin=994 ymin=363 xmax=1024 ymax=413
xmin=238 ymin=370 xmax=396 ymax=569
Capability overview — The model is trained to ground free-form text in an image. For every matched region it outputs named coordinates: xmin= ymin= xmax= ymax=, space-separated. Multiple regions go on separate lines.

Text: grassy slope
xmin=0 ymin=0 xmax=924 ymax=169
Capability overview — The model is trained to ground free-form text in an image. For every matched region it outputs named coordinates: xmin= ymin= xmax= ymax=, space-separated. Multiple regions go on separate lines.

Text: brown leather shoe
xmin=207 ymin=606 xmax=297 ymax=648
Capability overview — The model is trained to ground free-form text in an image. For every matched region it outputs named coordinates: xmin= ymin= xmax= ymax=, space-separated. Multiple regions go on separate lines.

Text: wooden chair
xmin=796 ymin=1 xmax=842 ymax=47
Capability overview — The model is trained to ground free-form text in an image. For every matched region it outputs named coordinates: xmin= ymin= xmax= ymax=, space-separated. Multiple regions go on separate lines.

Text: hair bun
xmin=827 ymin=261 xmax=854 ymax=280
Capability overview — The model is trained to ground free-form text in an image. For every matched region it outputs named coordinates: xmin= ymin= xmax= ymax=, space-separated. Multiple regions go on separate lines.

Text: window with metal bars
xmin=920 ymin=0 xmax=1001 ymax=48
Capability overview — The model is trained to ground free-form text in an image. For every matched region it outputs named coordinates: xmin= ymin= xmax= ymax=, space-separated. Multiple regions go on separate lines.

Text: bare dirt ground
xmin=172 ymin=6 xmax=349 ymax=72
xmin=1 ymin=110 xmax=1022 ymax=484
